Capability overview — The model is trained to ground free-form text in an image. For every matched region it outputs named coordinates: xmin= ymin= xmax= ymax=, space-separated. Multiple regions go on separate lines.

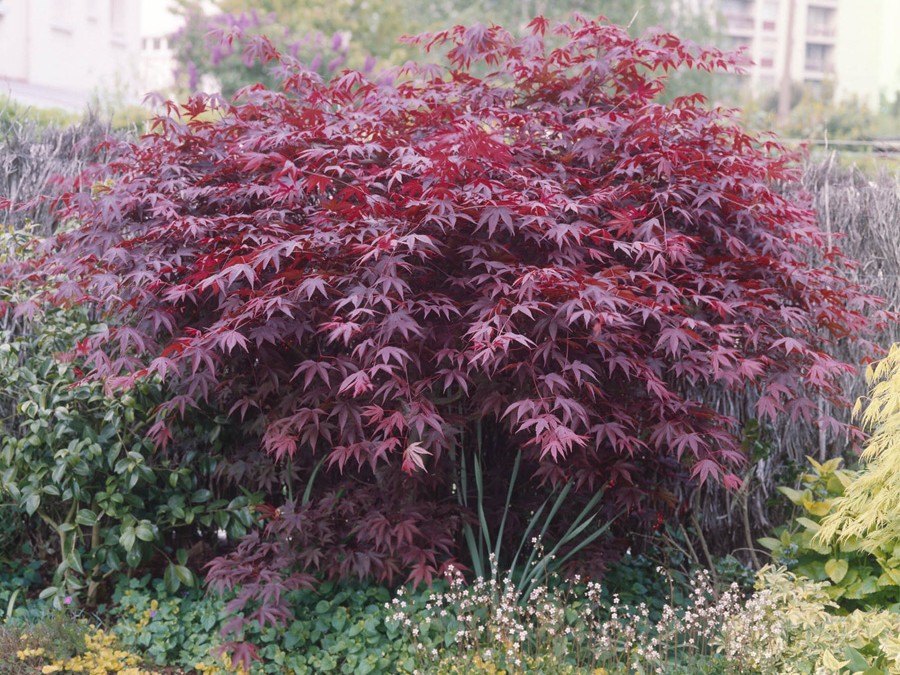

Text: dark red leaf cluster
xmin=12 ymin=15 xmax=881 ymax=602
xmin=206 ymin=473 xmax=459 ymax=660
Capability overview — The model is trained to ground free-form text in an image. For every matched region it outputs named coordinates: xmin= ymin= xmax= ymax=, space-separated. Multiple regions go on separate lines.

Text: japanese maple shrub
xmin=7 ymin=15 xmax=880 ymax=661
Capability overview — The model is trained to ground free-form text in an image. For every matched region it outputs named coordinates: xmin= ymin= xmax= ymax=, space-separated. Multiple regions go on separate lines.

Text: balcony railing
xmin=806 ymin=26 xmax=836 ymax=39
xmin=804 ymin=60 xmax=835 ymax=75
xmin=724 ymin=14 xmax=755 ymax=33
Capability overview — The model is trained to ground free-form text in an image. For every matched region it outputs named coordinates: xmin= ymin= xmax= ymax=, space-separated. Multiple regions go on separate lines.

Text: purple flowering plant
xmin=169 ymin=7 xmax=371 ymax=97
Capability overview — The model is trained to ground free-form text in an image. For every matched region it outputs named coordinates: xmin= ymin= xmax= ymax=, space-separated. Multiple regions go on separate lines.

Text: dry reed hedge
xmin=691 ymin=155 xmax=900 ymax=566
xmin=0 ymin=108 xmax=111 ymax=231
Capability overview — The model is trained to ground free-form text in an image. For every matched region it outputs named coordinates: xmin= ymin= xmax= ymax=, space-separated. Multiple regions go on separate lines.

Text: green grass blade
xmin=519 ymin=486 xmax=610 ymax=594
xmin=301 ymin=456 xmax=326 ymax=506
xmin=473 ymin=451 xmax=492 ymax=568
xmin=462 ymin=522 xmax=484 ymax=578
xmin=5 ymin=588 xmax=18 ymax=620
xmin=519 ymin=481 xmax=572 ymax=580
xmin=509 ymin=498 xmax=549 ymax=574
xmin=459 ymin=450 xmax=469 ymax=508
xmin=492 ymin=450 xmax=521 ymax=569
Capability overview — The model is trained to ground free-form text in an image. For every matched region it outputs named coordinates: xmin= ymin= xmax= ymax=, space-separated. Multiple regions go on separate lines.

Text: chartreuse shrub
xmin=718 ymin=567 xmax=900 ymax=674
xmin=820 ymin=344 xmax=900 ymax=561
xmin=1 ymin=610 xmax=86 ymax=675
xmin=6 ymin=14 xmax=884 ymax=665
xmin=759 ymin=456 xmax=900 ymax=610
xmin=2 ymin=598 xmax=159 ymax=675
xmin=758 ymin=345 xmax=900 ymax=614
xmin=16 ymin=626 xmax=159 ymax=675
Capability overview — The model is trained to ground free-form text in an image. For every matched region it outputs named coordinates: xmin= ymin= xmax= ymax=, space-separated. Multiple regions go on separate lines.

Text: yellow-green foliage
xmin=719 ymin=567 xmax=900 ymax=674
xmin=760 ymin=457 xmax=900 ymax=609
xmin=819 ymin=344 xmax=900 ymax=552
xmin=15 ymin=625 xmax=158 ymax=675
xmin=0 ymin=96 xmax=80 ymax=128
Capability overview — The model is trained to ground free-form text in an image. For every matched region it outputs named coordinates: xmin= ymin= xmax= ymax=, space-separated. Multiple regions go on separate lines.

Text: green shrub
xmin=0 ymin=229 xmax=258 ymax=607
xmin=108 ymin=576 xmax=426 ymax=674
xmin=759 ymin=456 xmax=900 ymax=610
xmin=243 ymin=584 xmax=417 ymax=675
xmin=110 ymin=577 xmax=225 ymax=669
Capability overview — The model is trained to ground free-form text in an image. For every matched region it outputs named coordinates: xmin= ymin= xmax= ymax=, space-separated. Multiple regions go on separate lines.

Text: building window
xmin=760 ymin=37 xmax=777 ymax=69
xmin=721 ymin=0 xmax=756 ymax=32
xmin=721 ymin=0 xmax=756 ymax=14
xmin=805 ymin=43 xmax=833 ymax=73
xmin=110 ymin=0 xmax=127 ymax=36
xmin=51 ymin=0 xmax=72 ymax=31
xmin=757 ymin=0 xmax=776 ymax=30
xmin=807 ymin=6 xmax=836 ymax=38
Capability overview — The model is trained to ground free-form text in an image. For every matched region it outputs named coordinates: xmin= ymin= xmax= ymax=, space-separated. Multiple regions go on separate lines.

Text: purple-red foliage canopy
xmin=12 ymin=15 xmax=880 ymax=555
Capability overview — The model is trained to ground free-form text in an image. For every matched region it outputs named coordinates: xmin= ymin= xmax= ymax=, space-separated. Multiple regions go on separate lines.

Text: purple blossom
xmin=187 ymin=62 xmax=199 ymax=92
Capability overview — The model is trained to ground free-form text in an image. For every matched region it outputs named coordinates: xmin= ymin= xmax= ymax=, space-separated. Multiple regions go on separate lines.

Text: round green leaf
xmin=825 ymin=558 xmax=849 ymax=584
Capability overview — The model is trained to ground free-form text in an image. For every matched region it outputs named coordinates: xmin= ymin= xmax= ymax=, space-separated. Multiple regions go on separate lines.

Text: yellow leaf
xmin=820 ymin=650 xmax=849 ymax=672
xmin=883 ymin=568 xmax=900 ymax=585
xmin=796 ymin=517 xmax=821 ymax=533
xmin=777 ymin=486 xmax=808 ymax=506
xmin=803 ymin=498 xmax=832 ymax=517
xmin=820 ymin=457 xmax=842 ymax=474
xmin=805 ymin=455 xmax=825 ymax=473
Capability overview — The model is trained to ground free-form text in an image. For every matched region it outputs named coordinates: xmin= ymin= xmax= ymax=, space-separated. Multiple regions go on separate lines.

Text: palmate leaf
xmin=6 ymin=11 xmax=886 ymax=665
xmin=16 ymin=14 xmax=879 ymax=500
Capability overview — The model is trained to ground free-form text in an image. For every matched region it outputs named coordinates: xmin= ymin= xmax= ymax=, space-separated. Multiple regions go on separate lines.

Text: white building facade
xmin=716 ymin=0 xmax=900 ymax=108
xmin=0 ymin=0 xmax=142 ymax=111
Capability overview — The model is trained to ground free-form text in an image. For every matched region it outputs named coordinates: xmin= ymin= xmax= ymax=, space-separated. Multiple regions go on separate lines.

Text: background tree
xmin=171 ymin=4 xmax=360 ymax=96
xmin=175 ymin=0 xmax=723 ymax=98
